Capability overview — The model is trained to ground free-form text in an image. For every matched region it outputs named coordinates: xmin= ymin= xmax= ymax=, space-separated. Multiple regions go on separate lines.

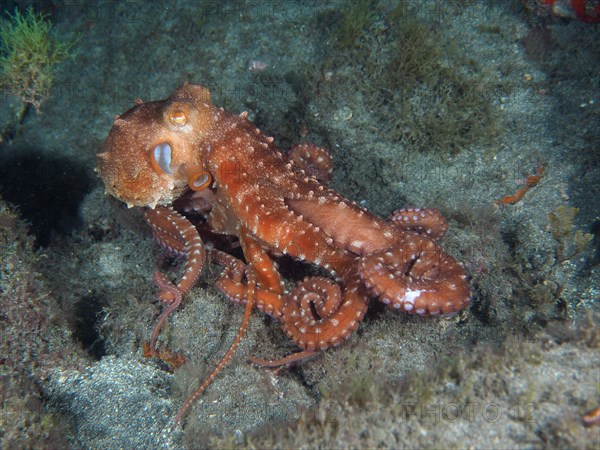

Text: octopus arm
xmin=281 ymin=273 xmax=369 ymax=351
xmin=209 ymin=185 xmax=351 ymax=277
xmin=238 ymin=227 xmax=285 ymax=293
xmin=286 ymin=194 xmax=399 ymax=256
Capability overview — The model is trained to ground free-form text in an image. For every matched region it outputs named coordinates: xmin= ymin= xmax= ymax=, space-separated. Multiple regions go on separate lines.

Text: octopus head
xmin=96 ymin=83 xmax=215 ymax=208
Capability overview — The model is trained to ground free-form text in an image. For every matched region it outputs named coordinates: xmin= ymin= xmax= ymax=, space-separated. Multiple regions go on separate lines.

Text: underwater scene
xmin=0 ymin=1 xmax=599 ymax=448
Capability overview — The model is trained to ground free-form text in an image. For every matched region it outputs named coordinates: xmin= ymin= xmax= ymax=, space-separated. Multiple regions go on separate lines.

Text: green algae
xmin=548 ymin=206 xmax=594 ymax=262
xmin=325 ymin=9 xmax=498 ymax=155
xmin=0 ymin=7 xmax=79 ymax=112
xmin=334 ymin=0 xmax=378 ymax=50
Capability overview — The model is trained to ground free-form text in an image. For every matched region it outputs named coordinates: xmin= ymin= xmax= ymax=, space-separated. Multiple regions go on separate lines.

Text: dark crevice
xmin=0 ymin=150 xmax=93 ymax=247
xmin=72 ymin=294 xmax=107 ymax=360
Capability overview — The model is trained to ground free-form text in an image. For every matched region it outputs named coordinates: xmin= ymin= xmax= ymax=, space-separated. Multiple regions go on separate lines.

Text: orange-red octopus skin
xmin=97 ymin=82 xmax=470 ymax=425
xmin=97 ymin=82 xmax=470 ymax=346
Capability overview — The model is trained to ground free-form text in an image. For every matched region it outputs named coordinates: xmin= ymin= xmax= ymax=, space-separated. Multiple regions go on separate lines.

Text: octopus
xmin=96 ymin=83 xmax=470 ymax=425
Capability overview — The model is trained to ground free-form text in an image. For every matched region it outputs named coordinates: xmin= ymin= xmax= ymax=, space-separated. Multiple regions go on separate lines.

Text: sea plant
xmin=0 ymin=7 xmax=78 ymax=113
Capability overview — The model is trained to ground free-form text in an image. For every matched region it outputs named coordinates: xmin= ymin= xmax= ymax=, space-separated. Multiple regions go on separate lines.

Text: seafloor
xmin=0 ymin=1 xmax=598 ymax=449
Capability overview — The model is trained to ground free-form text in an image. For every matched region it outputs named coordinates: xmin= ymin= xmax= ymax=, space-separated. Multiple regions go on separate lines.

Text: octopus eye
xmin=151 ymin=142 xmax=173 ymax=175
xmin=169 ymin=111 xmax=187 ymax=126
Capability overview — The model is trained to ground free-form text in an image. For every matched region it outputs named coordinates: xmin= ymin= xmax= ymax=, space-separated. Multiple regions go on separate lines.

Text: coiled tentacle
xmin=281 ymin=275 xmax=368 ymax=352
xmin=359 ymin=235 xmax=469 ymax=316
